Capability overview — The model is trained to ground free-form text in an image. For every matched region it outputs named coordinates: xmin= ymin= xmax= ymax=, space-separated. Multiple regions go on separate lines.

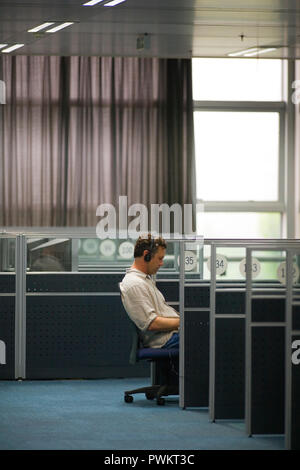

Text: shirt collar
xmin=126 ymin=267 xmax=152 ymax=280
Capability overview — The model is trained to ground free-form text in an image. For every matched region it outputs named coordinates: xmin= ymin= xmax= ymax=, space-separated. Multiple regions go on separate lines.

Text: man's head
xmin=133 ymin=234 xmax=167 ymax=275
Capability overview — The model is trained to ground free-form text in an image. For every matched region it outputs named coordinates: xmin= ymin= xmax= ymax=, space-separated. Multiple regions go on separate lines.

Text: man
xmin=120 ymin=234 xmax=180 ymax=349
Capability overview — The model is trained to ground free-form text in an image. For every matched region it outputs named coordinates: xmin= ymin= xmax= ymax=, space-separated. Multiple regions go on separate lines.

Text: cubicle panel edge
xmin=0 ymin=295 xmax=15 ymax=379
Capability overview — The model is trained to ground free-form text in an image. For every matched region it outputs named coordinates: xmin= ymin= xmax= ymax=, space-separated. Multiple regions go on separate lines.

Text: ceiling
xmin=1 ymin=0 xmax=300 ymax=59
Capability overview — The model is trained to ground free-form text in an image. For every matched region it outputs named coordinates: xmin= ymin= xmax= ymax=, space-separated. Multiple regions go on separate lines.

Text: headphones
xmin=144 ymin=238 xmax=156 ymax=262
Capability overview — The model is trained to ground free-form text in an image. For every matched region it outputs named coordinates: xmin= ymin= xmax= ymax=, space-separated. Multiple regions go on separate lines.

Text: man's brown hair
xmin=134 ymin=233 xmax=167 ymax=259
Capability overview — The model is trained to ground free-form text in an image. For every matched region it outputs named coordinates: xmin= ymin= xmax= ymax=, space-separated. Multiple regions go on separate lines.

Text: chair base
xmin=124 ymin=383 xmax=179 ymax=406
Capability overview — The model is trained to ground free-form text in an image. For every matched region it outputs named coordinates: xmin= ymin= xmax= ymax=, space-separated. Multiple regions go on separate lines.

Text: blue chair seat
xmin=137 ymin=348 xmax=179 ymax=360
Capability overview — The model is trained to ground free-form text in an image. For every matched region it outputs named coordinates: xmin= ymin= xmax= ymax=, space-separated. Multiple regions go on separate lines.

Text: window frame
xmin=192 ymin=59 xmax=288 ymax=238
xmin=193 ymin=100 xmax=286 ymax=212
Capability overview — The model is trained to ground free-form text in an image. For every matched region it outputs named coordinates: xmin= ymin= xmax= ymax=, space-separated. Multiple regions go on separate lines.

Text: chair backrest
xmin=128 ymin=321 xmax=141 ymax=365
xmin=119 ymin=282 xmax=141 ymax=365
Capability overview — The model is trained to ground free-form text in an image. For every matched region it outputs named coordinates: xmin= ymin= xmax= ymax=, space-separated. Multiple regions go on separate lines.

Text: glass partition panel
xmin=76 ymin=238 xmax=134 ymax=272
xmin=27 ymin=237 xmax=72 ymax=272
xmin=183 ymin=240 xmax=204 ymax=280
xmin=204 ymin=245 xmax=246 ymax=281
xmin=76 ymin=238 xmax=185 ymax=273
xmin=0 ymin=236 xmax=16 ymax=272
xmin=203 ymin=246 xmax=291 ymax=282
xmin=251 ymin=250 xmax=300 ymax=285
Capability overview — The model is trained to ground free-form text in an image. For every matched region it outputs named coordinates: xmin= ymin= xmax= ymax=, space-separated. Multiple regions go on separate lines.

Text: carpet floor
xmin=0 ymin=378 xmax=285 ymax=451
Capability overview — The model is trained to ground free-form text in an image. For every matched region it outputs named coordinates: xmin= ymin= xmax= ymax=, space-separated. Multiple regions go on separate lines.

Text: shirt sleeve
xmin=122 ymin=284 xmax=158 ymax=332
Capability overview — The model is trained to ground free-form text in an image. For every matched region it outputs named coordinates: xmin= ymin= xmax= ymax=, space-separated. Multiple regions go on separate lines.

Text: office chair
xmin=123 ymin=320 xmax=179 ymax=406
xmin=119 ymin=283 xmax=179 ymax=405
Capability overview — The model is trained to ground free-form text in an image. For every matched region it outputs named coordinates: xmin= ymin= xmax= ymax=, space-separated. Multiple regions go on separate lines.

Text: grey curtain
xmin=0 ymin=56 xmax=195 ymax=228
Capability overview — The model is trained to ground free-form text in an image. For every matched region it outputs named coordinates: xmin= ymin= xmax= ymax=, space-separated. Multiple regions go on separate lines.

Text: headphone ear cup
xmin=144 ymin=252 xmax=151 ymax=262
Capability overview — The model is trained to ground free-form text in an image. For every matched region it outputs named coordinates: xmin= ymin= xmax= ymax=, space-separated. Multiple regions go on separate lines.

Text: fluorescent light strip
xmin=2 ymin=44 xmax=25 ymax=53
xmin=0 ymin=44 xmax=8 ymax=50
xmin=228 ymin=48 xmax=259 ymax=57
xmin=46 ymin=22 xmax=74 ymax=33
xmin=104 ymin=0 xmax=126 ymax=6
xmin=28 ymin=22 xmax=55 ymax=33
xmin=83 ymin=0 xmax=106 ymax=5
xmin=244 ymin=47 xmax=277 ymax=57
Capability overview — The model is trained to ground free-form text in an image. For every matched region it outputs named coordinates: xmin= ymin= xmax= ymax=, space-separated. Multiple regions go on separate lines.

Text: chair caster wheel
xmin=145 ymin=392 xmax=155 ymax=400
xmin=157 ymin=397 xmax=165 ymax=406
xmin=124 ymin=394 xmax=133 ymax=403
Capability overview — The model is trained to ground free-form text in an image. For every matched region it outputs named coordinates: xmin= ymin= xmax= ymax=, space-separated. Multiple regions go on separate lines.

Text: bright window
xmin=192 ymin=58 xmax=285 ymax=239
xmin=194 ymin=111 xmax=280 ymax=201
xmin=198 ymin=212 xmax=281 ymax=239
xmin=192 ymin=58 xmax=282 ymax=101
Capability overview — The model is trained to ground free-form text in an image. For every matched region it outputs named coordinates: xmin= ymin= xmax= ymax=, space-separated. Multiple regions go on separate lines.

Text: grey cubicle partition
xmin=0 ymin=274 xmax=15 ymax=379
xmin=245 ymin=247 xmax=287 ymax=437
xmin=209 ymin=239 xmax=300 ymax=442
xmin=3 ymin=231 xmax=299 ymax=449
xmin=25 ymin=273 xmax=149 ymax=379
xmin=21 ymin=235 xmax=186 ymax=380
xmin=0 ymin=235 xmax=16 ymax=379
xmin=214 ymin=302 xmax=245 ymax=419
xmin=183 ymin=283 xmax=210 ymax=407
xmin=0 ymin=233 xmax=193 ymax=382
xmin=285 ymin=249 xmax=300 ymax=450
xmin=158 ymin=277 xmax=210 ymax=408
xmin=176 ymin=238 xmax=210 ymax=410
xmin=209 ymin=243 xmax=246 ymax=421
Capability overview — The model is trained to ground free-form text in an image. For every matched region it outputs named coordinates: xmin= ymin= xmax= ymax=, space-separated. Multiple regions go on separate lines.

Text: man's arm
xmin=147 ymin=316 xmax=179 ymax=332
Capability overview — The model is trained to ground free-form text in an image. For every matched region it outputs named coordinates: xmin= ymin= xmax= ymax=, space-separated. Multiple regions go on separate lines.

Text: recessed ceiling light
xmin=228 ymin=46 xmax=277 ymax=57
xmin=28 ymin=22 xmax=55 ymax=33
xmin=83 ymin=0 xmax=106 ymax=5
xmin=104 ymin=0 xmax=127 ymax=6
xmin=243 ymin=47 xmax=277 ymax=57
xmin=46 ymin=22 xmax=74 ymax=33
xmin=2 ymin=44 xmax=25 ymax=53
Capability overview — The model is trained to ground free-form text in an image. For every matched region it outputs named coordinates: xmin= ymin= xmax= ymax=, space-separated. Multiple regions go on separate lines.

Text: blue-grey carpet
xmin=0 ymin=378 xmax=285 ymax=450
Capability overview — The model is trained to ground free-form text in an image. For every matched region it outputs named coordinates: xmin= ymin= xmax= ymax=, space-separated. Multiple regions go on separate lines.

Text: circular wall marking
xmin=118 ymin=241 xmax=134 ymax=259
xmin=277 ymin=261 xmax=299 ymax=285
xmin=177 ymin=251 xmax=197 ymax=272
xmin=82 ymin=239 xmax=98 ymax=255
xmin=206 ymin=254 xmax=228 ymax=276
xmin=99 ymin=239 xmax=116 ymax=257
xmin=239 ymin=257 xmax=261 ymax=278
